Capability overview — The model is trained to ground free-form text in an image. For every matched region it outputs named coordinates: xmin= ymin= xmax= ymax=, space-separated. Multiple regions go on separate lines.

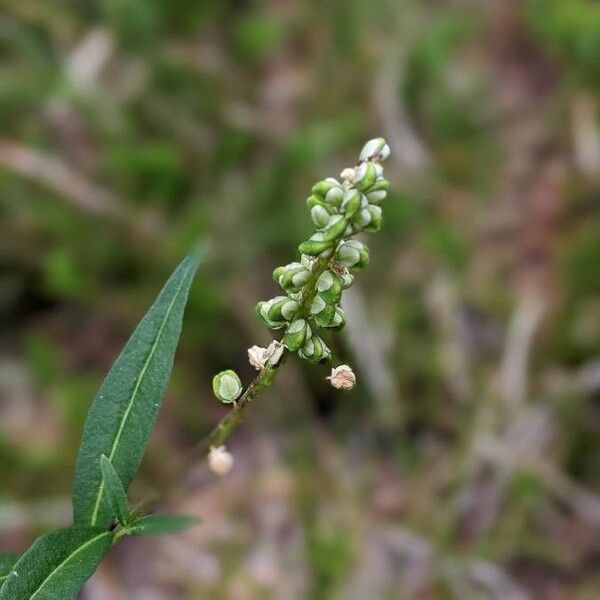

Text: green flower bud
xmin=313 ymin=304 xmax=336 ymax=327
xmin=316 ymin=270 xmax=342 ymax=304
xmin=298 ymin=336 xmax=315 ymax=359
xmin=341 ymin=189 xmax=361 ymax=219
xmin=278 ymin=263 xmax=310 ymax=293
xmin=273 ymin=265 xmax=287 ymax=282
xmin=352 ymin=207 xmax=372 ymax=230
xmin=300 ymin=254 xmax=314 ymax=268
xmin=353 ymin=162 xmax=378 ymax=192
xmin=366 ymin=189 xmax=387 ymax=204
xmin=310 ymin=294 xmax=327 ymax=315
xmin=336 ymin=240 xmax=369 ymax=270
xmin=306 ymin=194 xmax=332 ymax=212
xmin=322 ymin=306 xmax=346 ymax=330
xmin=311 ymin=204 xmax=331 ymax=228
xmin=340 ymin=271 xmax=354 ymax=289
xmin=283 ymin=318 xmax=308 ymax=351
xmin=312 ymin=177 xmax=341 ymax=199
xmin=324 ymin=185 xmax=343 ymax=207
xmin=255 ymin=300 xmax=266 ymax=318
xmin=256 ymin=300 xmax=287 ymax=330
xmin=368 ymin=178 xmax=390 ymax=192
xmin=363 ymin=205 xmax=382 ymax=232
xmin=298 ymin=337 xmax=315 ymax=361
xmin=305 ymin=321 xmax=313 ymax=339
xmin=310 ymin=294 xmax=338 ymax=329
xmin=315 ymin=336 xmax=332 ymax=362
xmin=268 ymin=296 xmax=299 ymax=322
xmin=274 ymin=266 xmax=296 ymax=288
xmin=212 ymin=369 xmax=243 ymax=404
xmin=322 ymin=214 xmax=348 ymax=242
xmin=299 ymin=334 xmax=331 ymax=364
xmin=359 ymin=137 xmax=391 ymax=162
xmin=298 ymin=232 xmax=335 ymax=256
xmin=283 ymin=267 xmax=310 ymax=293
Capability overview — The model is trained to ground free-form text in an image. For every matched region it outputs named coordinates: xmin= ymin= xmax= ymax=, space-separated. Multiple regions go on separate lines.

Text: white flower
xmin=208 ymin=445 xmax=234 ymax=475
xmin=340 ymin=167 xmax=356 ymax=182
xmin=248 ymin=345 xmax=268 ymax=370
xmin=327 ymin=364 xmax=356 ymax=390
xmin=359 ymin=137 xmax=391 ymax=162
xmin=265 ymin=340 xmax=285 ymax=366
xmin=248 ymin=341 xmax=285 ymax=370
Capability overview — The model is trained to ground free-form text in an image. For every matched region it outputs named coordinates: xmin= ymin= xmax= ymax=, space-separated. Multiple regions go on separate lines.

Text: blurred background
xmin=1 ymin=0 xmax=599 ymax=598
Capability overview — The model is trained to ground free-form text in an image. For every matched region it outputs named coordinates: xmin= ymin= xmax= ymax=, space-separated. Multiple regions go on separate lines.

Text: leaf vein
xmin=27 ymin=532 xmax=111 ymax=600
xmin=89 ymin=261 xmax=193 ymax=525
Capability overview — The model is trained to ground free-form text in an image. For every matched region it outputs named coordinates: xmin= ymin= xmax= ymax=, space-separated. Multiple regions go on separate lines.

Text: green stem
xmin=111 ymin=527 xmax=129 ymax=545
xmin=198 ymin=358 xmax=283 ymax=453
xmin=144 ymin=254 xmax=337 ymax=512
xmin=197 ymin=254 xmax=331 ymax=455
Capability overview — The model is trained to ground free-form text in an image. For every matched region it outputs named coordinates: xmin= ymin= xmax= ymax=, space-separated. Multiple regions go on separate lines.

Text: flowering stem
xmin=145 ymin=139 xmax=390 ymax=510
xmin=145 ymin=255 xmax=336 ymax=511
xmin=147 ymin=366 xmax=285 ymax=509
xmin=199 ymin=360 xmax=283 ymax=453
xmin=202 ymin=137 xmax=390 ymax=472
xmin=198 ymin=255 xmax=331 ymax=455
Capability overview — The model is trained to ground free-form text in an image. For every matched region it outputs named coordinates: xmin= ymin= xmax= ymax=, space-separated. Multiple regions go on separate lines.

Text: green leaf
xmin=128 ymin=514 xmax=200 ymax=536
xmin=0 ymin=554 xmax=19 ymax=584
xmin=0 ymin=527 xmax=112 ymax=600
xmin=72 ymin=253 xmax=200 ymax=528
xmin=100 ymin=454 xmax=133 ymax=527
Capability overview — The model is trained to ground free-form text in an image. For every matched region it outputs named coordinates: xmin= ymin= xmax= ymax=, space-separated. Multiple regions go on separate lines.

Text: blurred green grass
xmin=1 ymin=0 xmax=599 ymax=597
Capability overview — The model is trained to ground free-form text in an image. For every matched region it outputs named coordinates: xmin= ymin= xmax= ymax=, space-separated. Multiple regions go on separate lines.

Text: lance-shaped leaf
xmin=128 ymin=514 xmax=200 ymax=536
xmin=0 ymin=554 xmax=19 ymax=586
xmin=0 ymin=527 xmax=112 ymax=599
xmin=73 ymin=253 xmax=200 ymax=527
xmin=100 ymin=454 xmax=133 ymax=527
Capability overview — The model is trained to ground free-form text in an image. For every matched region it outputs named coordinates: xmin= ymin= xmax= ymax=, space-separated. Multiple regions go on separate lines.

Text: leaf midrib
xmin=26 ymin=532 xmax=111 ymax=600
xmin=89 ymin=262 xmax=192 ymax=525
